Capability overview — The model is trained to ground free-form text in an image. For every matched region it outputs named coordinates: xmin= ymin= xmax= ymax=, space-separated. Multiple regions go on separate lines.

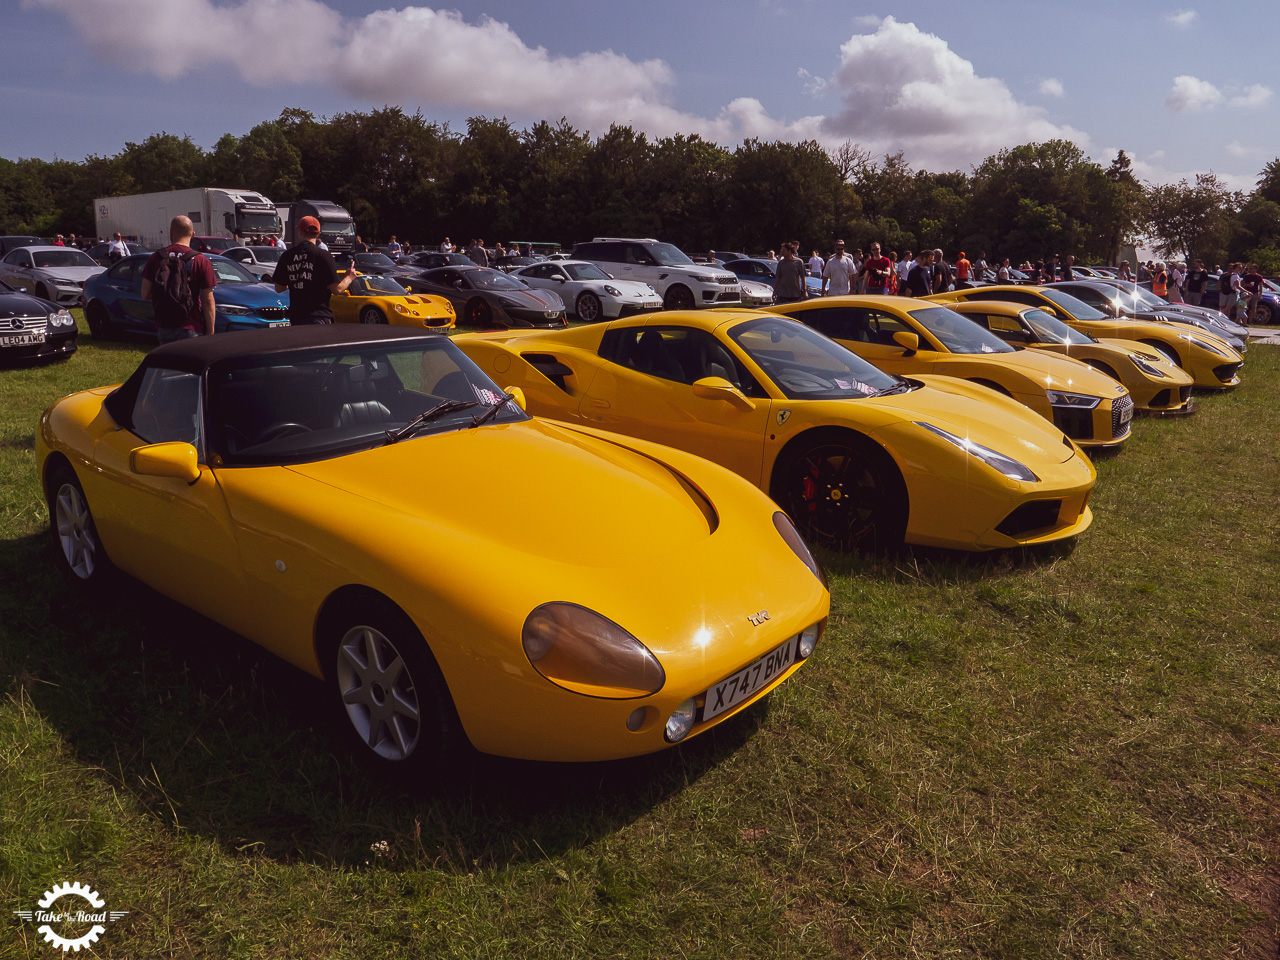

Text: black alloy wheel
xmin=663 ymin=285 xmax=695 ymax=310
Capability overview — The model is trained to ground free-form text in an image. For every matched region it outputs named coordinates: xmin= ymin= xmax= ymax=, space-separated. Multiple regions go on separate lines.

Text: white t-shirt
xmin=823 ymin=254 xmax=858 ymax=295
xmin=897 ymin=259 xmax=914 ymax=281
xmin=440 ymin=241 xmax=453 ymax=252
xmin=808 ymin=255 xmax=824 ymax=277
xmin=275 ymin=237 xmax=287 ymax=249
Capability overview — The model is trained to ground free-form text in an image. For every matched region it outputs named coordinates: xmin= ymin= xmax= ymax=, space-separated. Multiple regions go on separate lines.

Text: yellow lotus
xmin=454 ymin=310 xmax=1098 ymax=552
xmin=765 ymin=295 xmax=1134 ymax=448
xmin=331 ymin=273 xmax=455 ymax=331
xmin=36 ymin=325 xmax=828 ymax=775
xmin=927 ymin=286 xmax=1242 ymax=389
xmin=943 ymin=300 xmax=1195 ymax=414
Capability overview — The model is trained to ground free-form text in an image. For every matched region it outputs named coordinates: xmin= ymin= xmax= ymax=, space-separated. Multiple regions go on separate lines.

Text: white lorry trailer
xmin=93 ymin=188 xmax=283 ymax=248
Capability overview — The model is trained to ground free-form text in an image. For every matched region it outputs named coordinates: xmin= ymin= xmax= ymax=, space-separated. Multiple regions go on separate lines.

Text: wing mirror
xmin=130 ymin=442 xmax=201 ymax=484
xmin=453 ymin=280 xmax=464 ymax=289
xmin=893 ymin=331 xmax=919 ymax=355
xmin=692 ymin=376 xmax=756 ymax=411
xmin=503 ymin=386 xmax=527 ymax=411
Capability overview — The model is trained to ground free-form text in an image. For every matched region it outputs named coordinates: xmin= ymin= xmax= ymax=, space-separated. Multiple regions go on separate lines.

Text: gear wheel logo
xmin=12 ymin=881 xmax=127 ymax=952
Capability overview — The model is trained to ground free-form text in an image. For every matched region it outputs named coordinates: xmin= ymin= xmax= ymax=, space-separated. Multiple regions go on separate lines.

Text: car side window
xmin=796 ymin=306 xmax=872 ymax=343
xmin=131 ymin=368 xmax=203 ymax=451
xmin=984 ymin=313 xmax=1023 ymax=335
xmin=106 ymin=259 xmax=136 ymax=281
xmin=972 ymin=290 xmax=1037 ymax=306
xmin=610 ymin=326 xmax=764 ymax=396
xmin=867 ymin=310 xmax=914 ymax=346
xmin=5 ymin=249 xmax=31 ymax=267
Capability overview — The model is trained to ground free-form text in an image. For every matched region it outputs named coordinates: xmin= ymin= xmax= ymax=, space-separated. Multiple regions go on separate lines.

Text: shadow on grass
xmin=817 ymin=535 xmax=1078 ymax=586
xmin=0 ymin=528 xmax=762 ymax=874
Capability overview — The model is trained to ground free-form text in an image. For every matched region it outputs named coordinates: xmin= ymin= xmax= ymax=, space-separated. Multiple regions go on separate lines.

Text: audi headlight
xmin=1045 ymin=390 xmax=1101 ymax=410
xmin=915 ymin=422 xmax=1040 ymax=482
xmin=1179 ymin=334 xmax=1229 ymax=357
xmin=48 ymin=309 xmax=75 ymax=327
xmin=1129 ymin=354 xmax=1166 ymax=377
xmin=522 ymin=602 xmax=665 ymax=698
xmin=604 ymin=285 xmax=622 ymax=297
xmin=219 ymin=304 xmax=254 ymax=316
xmin=773 ymin=511 xmax=825 ymax=585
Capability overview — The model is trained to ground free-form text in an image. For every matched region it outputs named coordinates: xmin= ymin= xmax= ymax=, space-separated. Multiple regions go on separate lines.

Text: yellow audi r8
xmin=454 ymin=310 xmax=1098 ymax=553
xmin=765 ymin=295 xmax=1134 ymax=449
xmin=36 ymin=326 xmax=828 ymax=775
xmin=331 ymin=274 xmax=455 ymax=331
xmin=943 ymin=300 xmax=1195 ymax=415
xmin=927 ymin=286 xmax=1242 ymax=389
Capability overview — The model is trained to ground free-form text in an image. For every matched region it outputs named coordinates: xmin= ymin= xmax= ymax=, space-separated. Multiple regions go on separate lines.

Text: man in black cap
xmin=273 ymin=215 xmax=356 ymax=324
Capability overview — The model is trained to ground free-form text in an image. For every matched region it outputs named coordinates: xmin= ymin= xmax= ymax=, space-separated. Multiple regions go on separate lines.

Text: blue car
xmin=1199 ymin=274 xmax=1279 ymax=324
xmin=82 ymin=253 xmax=290 ymax=339
xmin=722 ymin=258 xmax=825 ymax=298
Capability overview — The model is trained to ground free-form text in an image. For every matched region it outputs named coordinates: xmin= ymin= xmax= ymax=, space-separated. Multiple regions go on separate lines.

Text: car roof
xmin=18 ymin=245 xmax=90 ymax=253
xmin=149 ymin=324 xmax=441 ymax=372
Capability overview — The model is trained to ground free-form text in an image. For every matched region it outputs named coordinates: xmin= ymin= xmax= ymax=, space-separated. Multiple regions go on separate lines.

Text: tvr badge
xmin=747 ymin=610 xmax=770 ymax=626
xmin=776 ymin=410 xmax=791 ymax=425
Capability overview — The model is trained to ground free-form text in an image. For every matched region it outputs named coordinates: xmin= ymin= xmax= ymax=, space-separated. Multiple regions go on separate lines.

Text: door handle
xmin=588 ymin=398 xmax=610 ymax=408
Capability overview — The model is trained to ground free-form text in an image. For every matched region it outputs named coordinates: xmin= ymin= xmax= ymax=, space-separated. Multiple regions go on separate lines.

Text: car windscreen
xmin=466 ymin=269 xmax=525 ymax=291
xmin=247 ymin=246 xmax=282 ymax=263
xmin=563 ymin=263 xmax=610 ymax=281
xmin=908 ymin=306 xmax=1014 ymax=354
xmin=728 ymin=316 xmax=903 ymax=400
xmin=211 ymin=259 xmax=259 ymax=283
xmin=360 ymin=276 xmax=410 ymax=296
xmin=32 ymin=250 xmax=97 ymax=268
xmin=647 ymin=243 xmax=695 ymax=267
xmin=356 ymin=254 xmax=397 ymax=267
xmin=211 ymin=339 xmax=527 ymax=465
xmin=1037 ymin=288 xmax=1109 ymax=321
xmin=1022 ymin=308 xmax=1093 ymax=345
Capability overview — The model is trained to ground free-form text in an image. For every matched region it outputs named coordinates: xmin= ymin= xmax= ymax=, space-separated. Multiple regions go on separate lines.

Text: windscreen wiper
xmin=384 ymin=399 xmax=478 ymax=443
xmin=469 ymin=392 xmax=516 ymax=428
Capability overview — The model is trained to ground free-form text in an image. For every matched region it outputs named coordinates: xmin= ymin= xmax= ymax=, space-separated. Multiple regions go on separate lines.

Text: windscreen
xmin=564 ymin=263 xmax=610 ymax=281
xmin=728 ymin=316 xmax=903 ymax=400
xmin=1022 ymin=308 xmax=1094 ymax=345
xmin=359 ymin=276 xmax=410 ymax=296
xmin=466 ymin=268 xmax=526 ymax=290
xmin=211 ymin=259 xmax=258 ymax=283
xmin=1038 ymin=288 xmax=1109 ymax=321
xmin=33 ymin=250 xmax=97 ymax=268
xmin=908 ymin=306 xmax=1014 ymax=354
xmin=648 ymin=243 xmax=695 ymax=267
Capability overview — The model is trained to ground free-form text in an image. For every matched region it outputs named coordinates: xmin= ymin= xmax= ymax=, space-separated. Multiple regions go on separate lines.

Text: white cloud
xmin=1229 ymin=84 xmax=1273 ymax=108
xmin=1166 ymin=75 xmax=1223 ymax=112
xmin=29 ymin=1 xmax=1084 ymax=168
xmin=817 ymin=18 xmax=1086 ymax=168
xmin=1126 ymin=151 xmax=1255 ymax=192
xmin=1039 ymin=78 xmax=1064 ymax=97
xmin=1166 ymin=10 xmax=1197 ymax=28
xmin=1225 ymin=141 xmax=1250 ymax=158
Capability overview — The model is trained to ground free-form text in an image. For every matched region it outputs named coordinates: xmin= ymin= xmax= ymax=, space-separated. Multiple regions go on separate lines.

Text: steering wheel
xmin=776 ymin=370 xmax=836 ymax=393
xmin=254 ymin=422 xmax=312 ymax=444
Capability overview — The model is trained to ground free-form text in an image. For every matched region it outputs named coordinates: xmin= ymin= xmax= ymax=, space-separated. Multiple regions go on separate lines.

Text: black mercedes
xmin=0 ymin=277 xmax=78 ymax=365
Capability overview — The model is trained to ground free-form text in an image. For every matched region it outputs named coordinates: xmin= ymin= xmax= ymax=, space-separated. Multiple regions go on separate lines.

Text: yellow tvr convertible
xmin=331 ymin=274 xmax=455 ymax=332
xmin=765 ymin=295 xmax=1134 ymax=449
xmin=455 ymin=310 xmax=1099 ymax=553
xmin=927 ymin=286 xmax=1242 ymax=389
xmin=36 ymin=326 xmax=828 ymax=775
xmin=942 ymin=300 xmax=1195 ymax=415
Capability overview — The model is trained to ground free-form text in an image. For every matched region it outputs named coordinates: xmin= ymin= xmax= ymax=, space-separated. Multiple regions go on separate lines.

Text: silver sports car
xmin=0 ymin=245 xmax=105 ymax=306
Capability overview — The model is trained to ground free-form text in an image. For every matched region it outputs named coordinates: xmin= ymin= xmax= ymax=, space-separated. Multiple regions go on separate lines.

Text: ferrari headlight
xmin=1129 ymin=354 xmax=1166 ymax=377
xmin=1045 ymin=390 xmax=1101 ymax=409
xmin=219 ymin=304 xmax=254 ymax=316
xmin=604 ymin=285 xmax=621 ymax=297
xmin=1179 ymin=334 xmax=1229 ymax=357
xmin=522 ymin=602 xmax=665 ymax=698
xmin=914 ymin=422 xmax=1040 ymax=482
xmin=394 ymin=303 xmax=409 ymax=314
xmin=773 ymin=511 xmax=825 ymax=585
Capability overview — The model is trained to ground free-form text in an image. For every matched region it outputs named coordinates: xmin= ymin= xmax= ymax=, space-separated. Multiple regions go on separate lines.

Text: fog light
xmin=664 ymin=698 xmax=697 ymax=742
xmin=798 ymin=620 xmax=825 ymax=658
xmin=626 ymin=706 xmax=649 ymax=732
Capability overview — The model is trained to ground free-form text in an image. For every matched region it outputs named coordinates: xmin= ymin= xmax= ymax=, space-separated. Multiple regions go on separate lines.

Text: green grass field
xmin=1 ymin=315 xmax=1277 ymax=958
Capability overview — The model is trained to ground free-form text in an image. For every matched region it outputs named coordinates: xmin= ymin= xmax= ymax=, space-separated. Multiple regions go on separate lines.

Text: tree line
xmin=3 ymin=106 xmax=1279 ymax=271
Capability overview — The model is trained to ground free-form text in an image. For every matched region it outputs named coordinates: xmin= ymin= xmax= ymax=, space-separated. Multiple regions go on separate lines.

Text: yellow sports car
xmin=36 ymin=326 xmax=828 ymax=774
xmin=943 ymin=300 xmax=1195 ymax=415
xmin=927 ymin=286 xmax=1242 ymax=389
xmin=331 ymin=274 xmax=455 ymax=331
xmin=765 ymin=295 xmax=1134 ymax=448
xmin=454 ymin=310 xmax=1098 ymax=552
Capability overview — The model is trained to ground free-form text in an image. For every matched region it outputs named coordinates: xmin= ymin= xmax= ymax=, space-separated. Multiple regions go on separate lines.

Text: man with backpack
xmin=140 ymin=216 xmax=217 ymax=344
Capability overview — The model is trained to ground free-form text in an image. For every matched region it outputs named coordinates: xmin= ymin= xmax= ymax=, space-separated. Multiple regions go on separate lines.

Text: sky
xmin=5 ymin=0 xmax=1278 ymax=192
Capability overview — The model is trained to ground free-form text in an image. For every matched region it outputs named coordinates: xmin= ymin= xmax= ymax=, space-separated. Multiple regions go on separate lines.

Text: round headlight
xmin=394 ymin=303 xmax=409 ymax=314
xmin=798 ymin=620 xmax=825 ymax=658
xmin=664 ymin=698 xmax=697 ymax=742
xmin=522 ymin=602 xmax=665 ymax=699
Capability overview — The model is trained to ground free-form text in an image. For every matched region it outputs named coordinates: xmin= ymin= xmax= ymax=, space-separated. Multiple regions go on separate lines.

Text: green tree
xmin=1145 ymin=173 xmax=1232 ymax=264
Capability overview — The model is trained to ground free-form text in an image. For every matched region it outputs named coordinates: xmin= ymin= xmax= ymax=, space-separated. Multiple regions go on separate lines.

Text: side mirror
xmin=130 ymin=442 xmax=201 ymax=483
xmin=453 ymin=280 xmax=464 ymax=289
xmin=893 ymin=331 xmax=919 ymax=355
xmin=692 ymin=376 xmax=755 ymax=411
xmin=553 ymin=275 xmax=566 ymax=282
xmin=504 ymin=386 xmax=527 ymax=411
xmin=1038 ymin=306 xmax=1058 ymax=318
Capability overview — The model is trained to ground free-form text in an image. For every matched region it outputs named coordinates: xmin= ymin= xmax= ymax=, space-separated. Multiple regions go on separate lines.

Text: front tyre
xmin=327 ymin=597 xmax=465 ymax=783
xmin=464 ymin=297 xmax=493 ymax=328
xmin=86 ymin=301 xmax=112 ymax=340
xmin=575 ymin=291 xmax=603 ymax=322
xmin=774 ymin=435 xmax=907 ymax=553
xmin=360 ymin=306 xmax=386 ymax=325
xmin=48 ymin=463 xmax=111 ymax=585
xmin=663 ymin=285 xmax=696 ymax=310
